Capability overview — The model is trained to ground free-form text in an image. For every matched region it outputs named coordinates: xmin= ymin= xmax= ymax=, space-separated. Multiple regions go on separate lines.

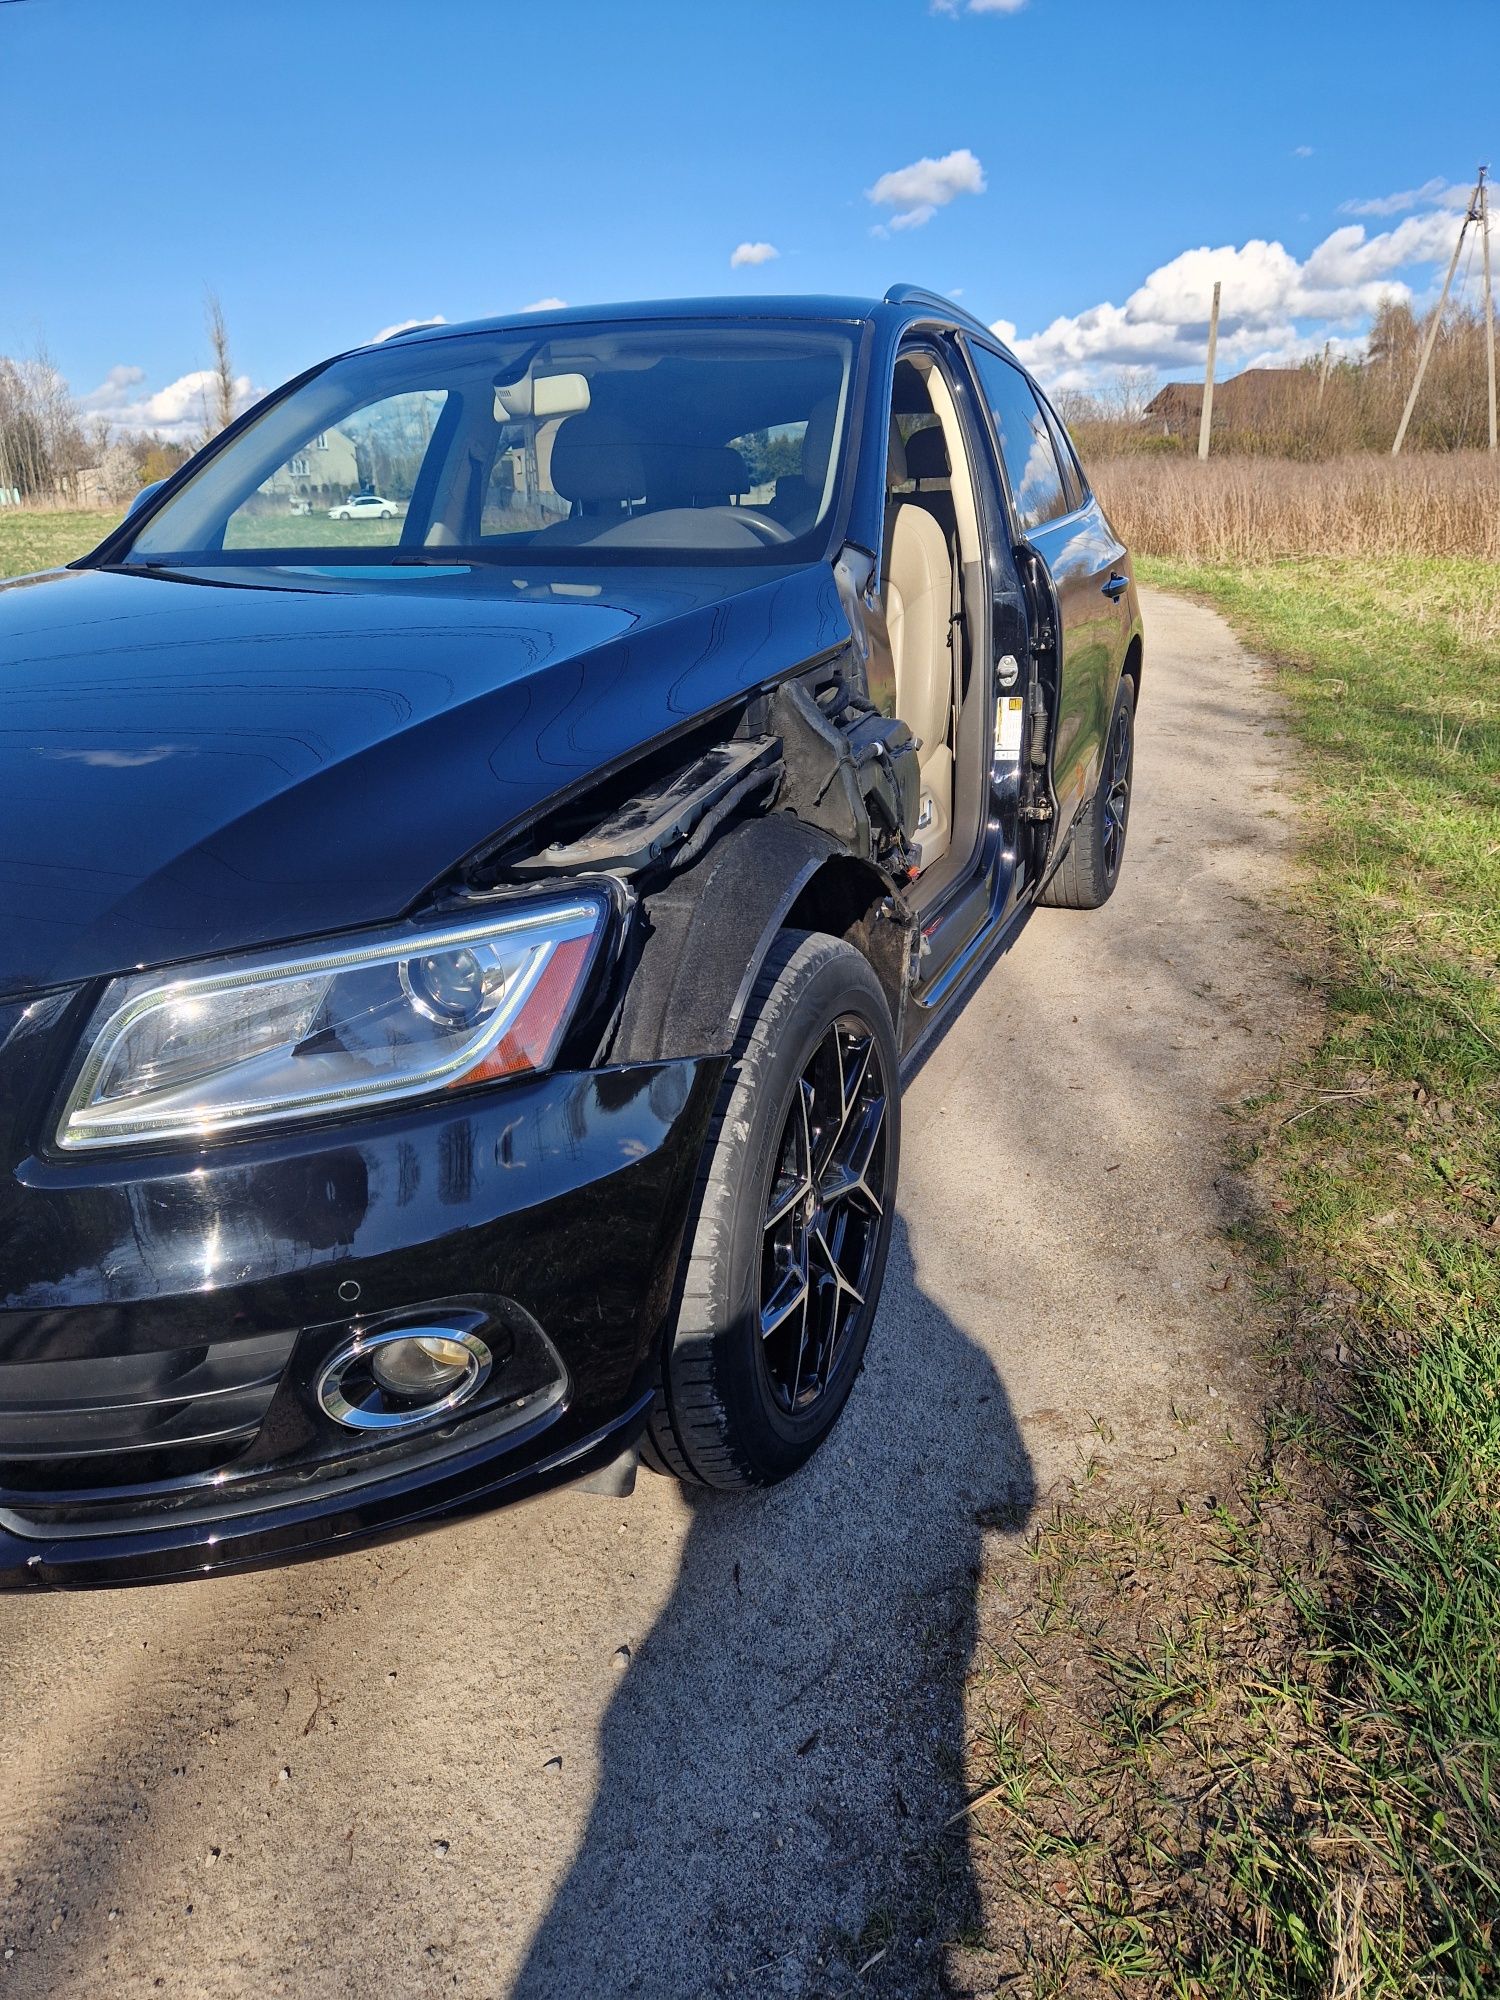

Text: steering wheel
xmin=731 ymin=508 xmax=795 ymax=545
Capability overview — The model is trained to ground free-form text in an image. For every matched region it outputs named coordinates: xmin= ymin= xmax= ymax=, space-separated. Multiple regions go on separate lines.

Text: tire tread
xmin=645 ymin=930 xmax=887 ymax=1489
xmin=1039 ymin=677 xmax=1135 ymax=911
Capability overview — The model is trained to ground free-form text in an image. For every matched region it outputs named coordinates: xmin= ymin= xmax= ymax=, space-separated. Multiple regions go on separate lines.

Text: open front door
xmin=963 ymin=342 xmax=1124 ymax=831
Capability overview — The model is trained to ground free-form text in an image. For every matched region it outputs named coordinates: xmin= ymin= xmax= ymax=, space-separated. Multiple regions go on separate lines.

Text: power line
xmin=1392 ymin=169 xmax=1487 ymax=456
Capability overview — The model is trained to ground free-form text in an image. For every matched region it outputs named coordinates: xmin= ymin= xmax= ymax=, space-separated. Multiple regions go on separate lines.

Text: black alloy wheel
xmin=1099 ymin=694 xmax=1132 ymax=884
xmin=645 ymin=931 xmax=901 ymax=1490
xmin=1040 ymin=674 xmax=1136 ymax=910
xmin=759 ymin=1016 xmax=890 ymax=1416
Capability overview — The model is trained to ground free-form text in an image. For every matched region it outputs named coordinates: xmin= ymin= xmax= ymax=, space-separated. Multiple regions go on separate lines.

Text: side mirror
xmin=126 ymin=481 xmax=165 ymax=518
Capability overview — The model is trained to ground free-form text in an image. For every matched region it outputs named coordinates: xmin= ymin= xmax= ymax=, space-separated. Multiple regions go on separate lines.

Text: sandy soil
xmin=0 ymin=588 xmax=1308 ymax=1998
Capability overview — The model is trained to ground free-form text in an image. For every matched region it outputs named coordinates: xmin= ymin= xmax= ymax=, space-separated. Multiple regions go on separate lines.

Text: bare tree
xmin=204 ymin=289 xmax=238 ymax=439
xmin=1101 ymin=367 xmax=1157 ymax=425
xmin=0 ymin=343 xmax=91 ymax=498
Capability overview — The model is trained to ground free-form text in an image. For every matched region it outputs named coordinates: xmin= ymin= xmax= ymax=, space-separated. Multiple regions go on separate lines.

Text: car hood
xmin=0 ymin=559 xmax=847 ymax=1000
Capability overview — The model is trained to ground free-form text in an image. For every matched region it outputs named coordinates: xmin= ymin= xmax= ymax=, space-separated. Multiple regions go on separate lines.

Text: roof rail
xmin=883 ymin=284 xmax=1001 ymax=345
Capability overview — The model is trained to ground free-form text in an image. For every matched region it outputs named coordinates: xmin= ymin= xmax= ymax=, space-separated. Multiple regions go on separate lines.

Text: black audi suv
xmin=0 ymin=287 xmax=1143 ymax=1586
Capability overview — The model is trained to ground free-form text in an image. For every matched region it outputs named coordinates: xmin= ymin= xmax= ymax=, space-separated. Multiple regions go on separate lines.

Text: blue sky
xmin=2 ymin=0 xmax=1493 ymax=435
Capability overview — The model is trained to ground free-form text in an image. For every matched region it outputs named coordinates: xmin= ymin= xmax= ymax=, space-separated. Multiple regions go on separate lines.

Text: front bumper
xmin=0 ymin=1023 xmax=721 ymax=1588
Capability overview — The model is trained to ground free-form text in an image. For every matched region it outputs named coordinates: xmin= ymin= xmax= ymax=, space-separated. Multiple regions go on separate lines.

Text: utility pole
xmin=1392 ymin=173 xmax=1480 ymax=455
xmin=1480 ymin=164 xmax=1496 ymax=454
xmin=1198 ymin=279 xmax=1221 ymax=461
xmin=1317 ymin=339 xmax=1333 ymax=405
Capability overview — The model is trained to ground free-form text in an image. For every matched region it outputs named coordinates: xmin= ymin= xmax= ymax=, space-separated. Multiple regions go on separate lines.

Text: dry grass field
xmin=1092 ymin=450 xmax=1500 ymax=564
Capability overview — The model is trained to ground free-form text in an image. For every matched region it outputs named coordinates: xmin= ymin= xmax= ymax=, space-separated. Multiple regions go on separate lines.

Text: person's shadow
xmin=515 ymin=1213 xmax=1035 ymax=1998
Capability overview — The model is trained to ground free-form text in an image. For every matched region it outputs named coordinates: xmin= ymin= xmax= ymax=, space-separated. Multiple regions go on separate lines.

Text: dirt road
xmin=0 ymin=589 xmax=1306 ymax=1997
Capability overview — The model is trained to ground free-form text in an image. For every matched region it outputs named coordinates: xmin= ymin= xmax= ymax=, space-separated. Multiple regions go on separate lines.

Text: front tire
xmin=1040 ymin=674 xmax=1135 ymax=910
xmin=645 ymin=931 xmax=900 ymax=1490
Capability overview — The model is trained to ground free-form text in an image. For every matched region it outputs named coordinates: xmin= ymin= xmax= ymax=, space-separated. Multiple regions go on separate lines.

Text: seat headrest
xmin=645 ymin=444 xmax=750 ymax=505
xmin=905 ymin=423 xmax=951 ymax=484
xmin=891 ymin=358 xmax=934 ymax=416
xmin=550 ymin=416 xmax=645 ymax=503
xmin=886 ymin=425 xmax=908 ymax=489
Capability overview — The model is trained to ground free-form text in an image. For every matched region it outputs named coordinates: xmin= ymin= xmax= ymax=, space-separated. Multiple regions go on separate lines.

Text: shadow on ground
xmin=514 ymin=1215 xmax=1035 ymax=1998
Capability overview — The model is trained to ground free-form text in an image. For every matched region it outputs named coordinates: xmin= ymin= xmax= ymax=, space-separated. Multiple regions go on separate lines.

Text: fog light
xmin=371 ymin=1334 xmax=472 ymax=1401
xmin=317 ymin=1325 xmax=493 ymax=1431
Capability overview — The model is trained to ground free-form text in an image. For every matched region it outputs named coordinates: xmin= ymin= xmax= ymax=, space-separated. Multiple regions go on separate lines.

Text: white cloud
xmin=1339 ymin=177 xmax=1465 ymax=218
xmin=866 ymin=148 xmax=985 ymax=230
xmin=80 ymin=365 xmax=260 ymax=443
xmin=1001 ymin=198 xmax=1468 ymax=393
xmin=372 ymin=315 xmax=447 ymax=342
xmin=520 ymin=297 xmax=568 ymax=312
xmin=932 ymin=0 xmax=1026 ymax=13
xmin=1293 ymin=145 xmax=1314 ymax=158
xmin=88 ymin=363 xmax=146 ymax=398
xmin=730 ymin=241 xmax=779 ymax=269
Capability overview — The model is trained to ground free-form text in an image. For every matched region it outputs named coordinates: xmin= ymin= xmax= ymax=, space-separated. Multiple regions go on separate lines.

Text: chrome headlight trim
xmin=54 ymin=893 xmax=608 ymax=1153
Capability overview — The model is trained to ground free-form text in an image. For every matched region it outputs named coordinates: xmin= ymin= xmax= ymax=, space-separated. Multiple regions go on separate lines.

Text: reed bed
xmin=1092 ymin=450 xmax=1500 ymax=563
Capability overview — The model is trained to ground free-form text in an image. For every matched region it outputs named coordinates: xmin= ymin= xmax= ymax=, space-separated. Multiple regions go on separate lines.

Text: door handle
xmin=1101 ymin=573 xmax=1128 ymax=600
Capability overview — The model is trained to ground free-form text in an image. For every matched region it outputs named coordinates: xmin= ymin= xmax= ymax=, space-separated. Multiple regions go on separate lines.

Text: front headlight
xmin=55 ymin=894 xmax=608 ymax=1152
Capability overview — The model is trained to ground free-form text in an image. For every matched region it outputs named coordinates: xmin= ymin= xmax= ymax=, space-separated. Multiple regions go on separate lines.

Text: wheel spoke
xmin=797 ymin=1074 xmax=815 ymax=1182
xmin=829 ymin=1033 xmax=873 ymax=1160
xmin=786 ymin=1280 xmax=811 ymax=1406
xmin=764 ymin=1174 xmax=809 ymax=1233
xmin=820 ymin=1094 xmax=887 ymax=1217
xmin=813 ymin=1226 xmax=865 ymax=1308
xmin=810 ymin=1224 xmax=864 ymax=1381
xmin=761 ymin=1264 xmax=809 ymax=1337
xmin=756 ymin=1011 xmax=890 ymax=1415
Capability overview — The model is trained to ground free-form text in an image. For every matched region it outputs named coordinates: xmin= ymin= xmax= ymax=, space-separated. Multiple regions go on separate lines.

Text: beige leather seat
xmin=884 ymin=429 xmax=954 ymax=869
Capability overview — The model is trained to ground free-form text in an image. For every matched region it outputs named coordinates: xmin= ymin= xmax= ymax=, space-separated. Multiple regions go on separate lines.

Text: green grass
xmin=0 ymin=508 xmax=120 ymax=577
xmin=1141 ymin=559 xmax=1500 ymax=1930
xmin=954 ymin=554 xmax=1499 ymax=1999
xmin=0 ymin=507 xmax=420 ymax=583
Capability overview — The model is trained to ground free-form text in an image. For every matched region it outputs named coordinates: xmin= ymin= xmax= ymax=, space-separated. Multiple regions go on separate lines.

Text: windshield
xmin=121 ymin=320 xmax=858 ymax=569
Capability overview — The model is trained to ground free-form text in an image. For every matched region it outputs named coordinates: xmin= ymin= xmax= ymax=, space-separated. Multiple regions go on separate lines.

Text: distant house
xmin=55 ymin=465 xmax=115 ymax=509
xmin=259 ymin=427 xmax=360 ymax=510
xmin=1144 ymin=366 xmax=1311 ymax=437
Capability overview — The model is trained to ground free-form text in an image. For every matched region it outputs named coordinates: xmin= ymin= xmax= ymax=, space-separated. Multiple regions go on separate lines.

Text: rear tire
xmin=1041 ymin=674 xmax=1135 ymax=910
xmin=645 ymin=931 xmax=900 ymax=1490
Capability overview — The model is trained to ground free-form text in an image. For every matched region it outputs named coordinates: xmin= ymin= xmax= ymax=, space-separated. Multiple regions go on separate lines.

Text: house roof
xmin=1146 ymin=366 xmax=1307 ymax=418
xmin=1145 ymin=380 xmax=1204 ymax=415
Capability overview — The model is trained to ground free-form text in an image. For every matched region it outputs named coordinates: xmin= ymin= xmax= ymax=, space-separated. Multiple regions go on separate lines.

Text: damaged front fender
xmin=608 ymin=817 xmax=912 ymax=1065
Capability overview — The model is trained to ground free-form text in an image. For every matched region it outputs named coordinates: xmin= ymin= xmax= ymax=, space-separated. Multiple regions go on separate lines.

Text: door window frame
xmin=958 ymin=336 xmax=1089 ymax=536
xmin=1034 ymin=389 xmax=1090 ymax=511
xmin=881 ymin=330 xmax=993 ymax=585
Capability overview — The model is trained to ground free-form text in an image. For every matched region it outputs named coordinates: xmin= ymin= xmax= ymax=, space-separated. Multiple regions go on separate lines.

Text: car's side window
xmin=1037 ymin=397 xmax=1085 ymax=512
xmin=967 ymin=346 xmax=1069 ymax=532
xmin=1037 ymin=393 xmax=1088 ymax=510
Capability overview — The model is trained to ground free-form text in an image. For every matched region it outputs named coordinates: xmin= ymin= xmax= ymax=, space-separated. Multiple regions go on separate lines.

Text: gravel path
xmin=0 ymin=589 xmax=1307 ymax=1997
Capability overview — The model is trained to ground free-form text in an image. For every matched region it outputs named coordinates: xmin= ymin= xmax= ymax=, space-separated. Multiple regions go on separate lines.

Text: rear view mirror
xmin=494 ymin=373 xmax=591 ymax=422
xmin=126 ymin=481 xmax=164 ymax=518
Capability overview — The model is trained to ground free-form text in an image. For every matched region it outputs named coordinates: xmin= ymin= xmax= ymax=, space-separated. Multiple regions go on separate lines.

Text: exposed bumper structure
xmin=0 ymin=1006 xmax=721 ymax=1587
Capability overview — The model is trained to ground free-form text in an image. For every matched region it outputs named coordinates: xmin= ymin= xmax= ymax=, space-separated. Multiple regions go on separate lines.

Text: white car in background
xmin=328 ymin=493 xmax=398 ymax=521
